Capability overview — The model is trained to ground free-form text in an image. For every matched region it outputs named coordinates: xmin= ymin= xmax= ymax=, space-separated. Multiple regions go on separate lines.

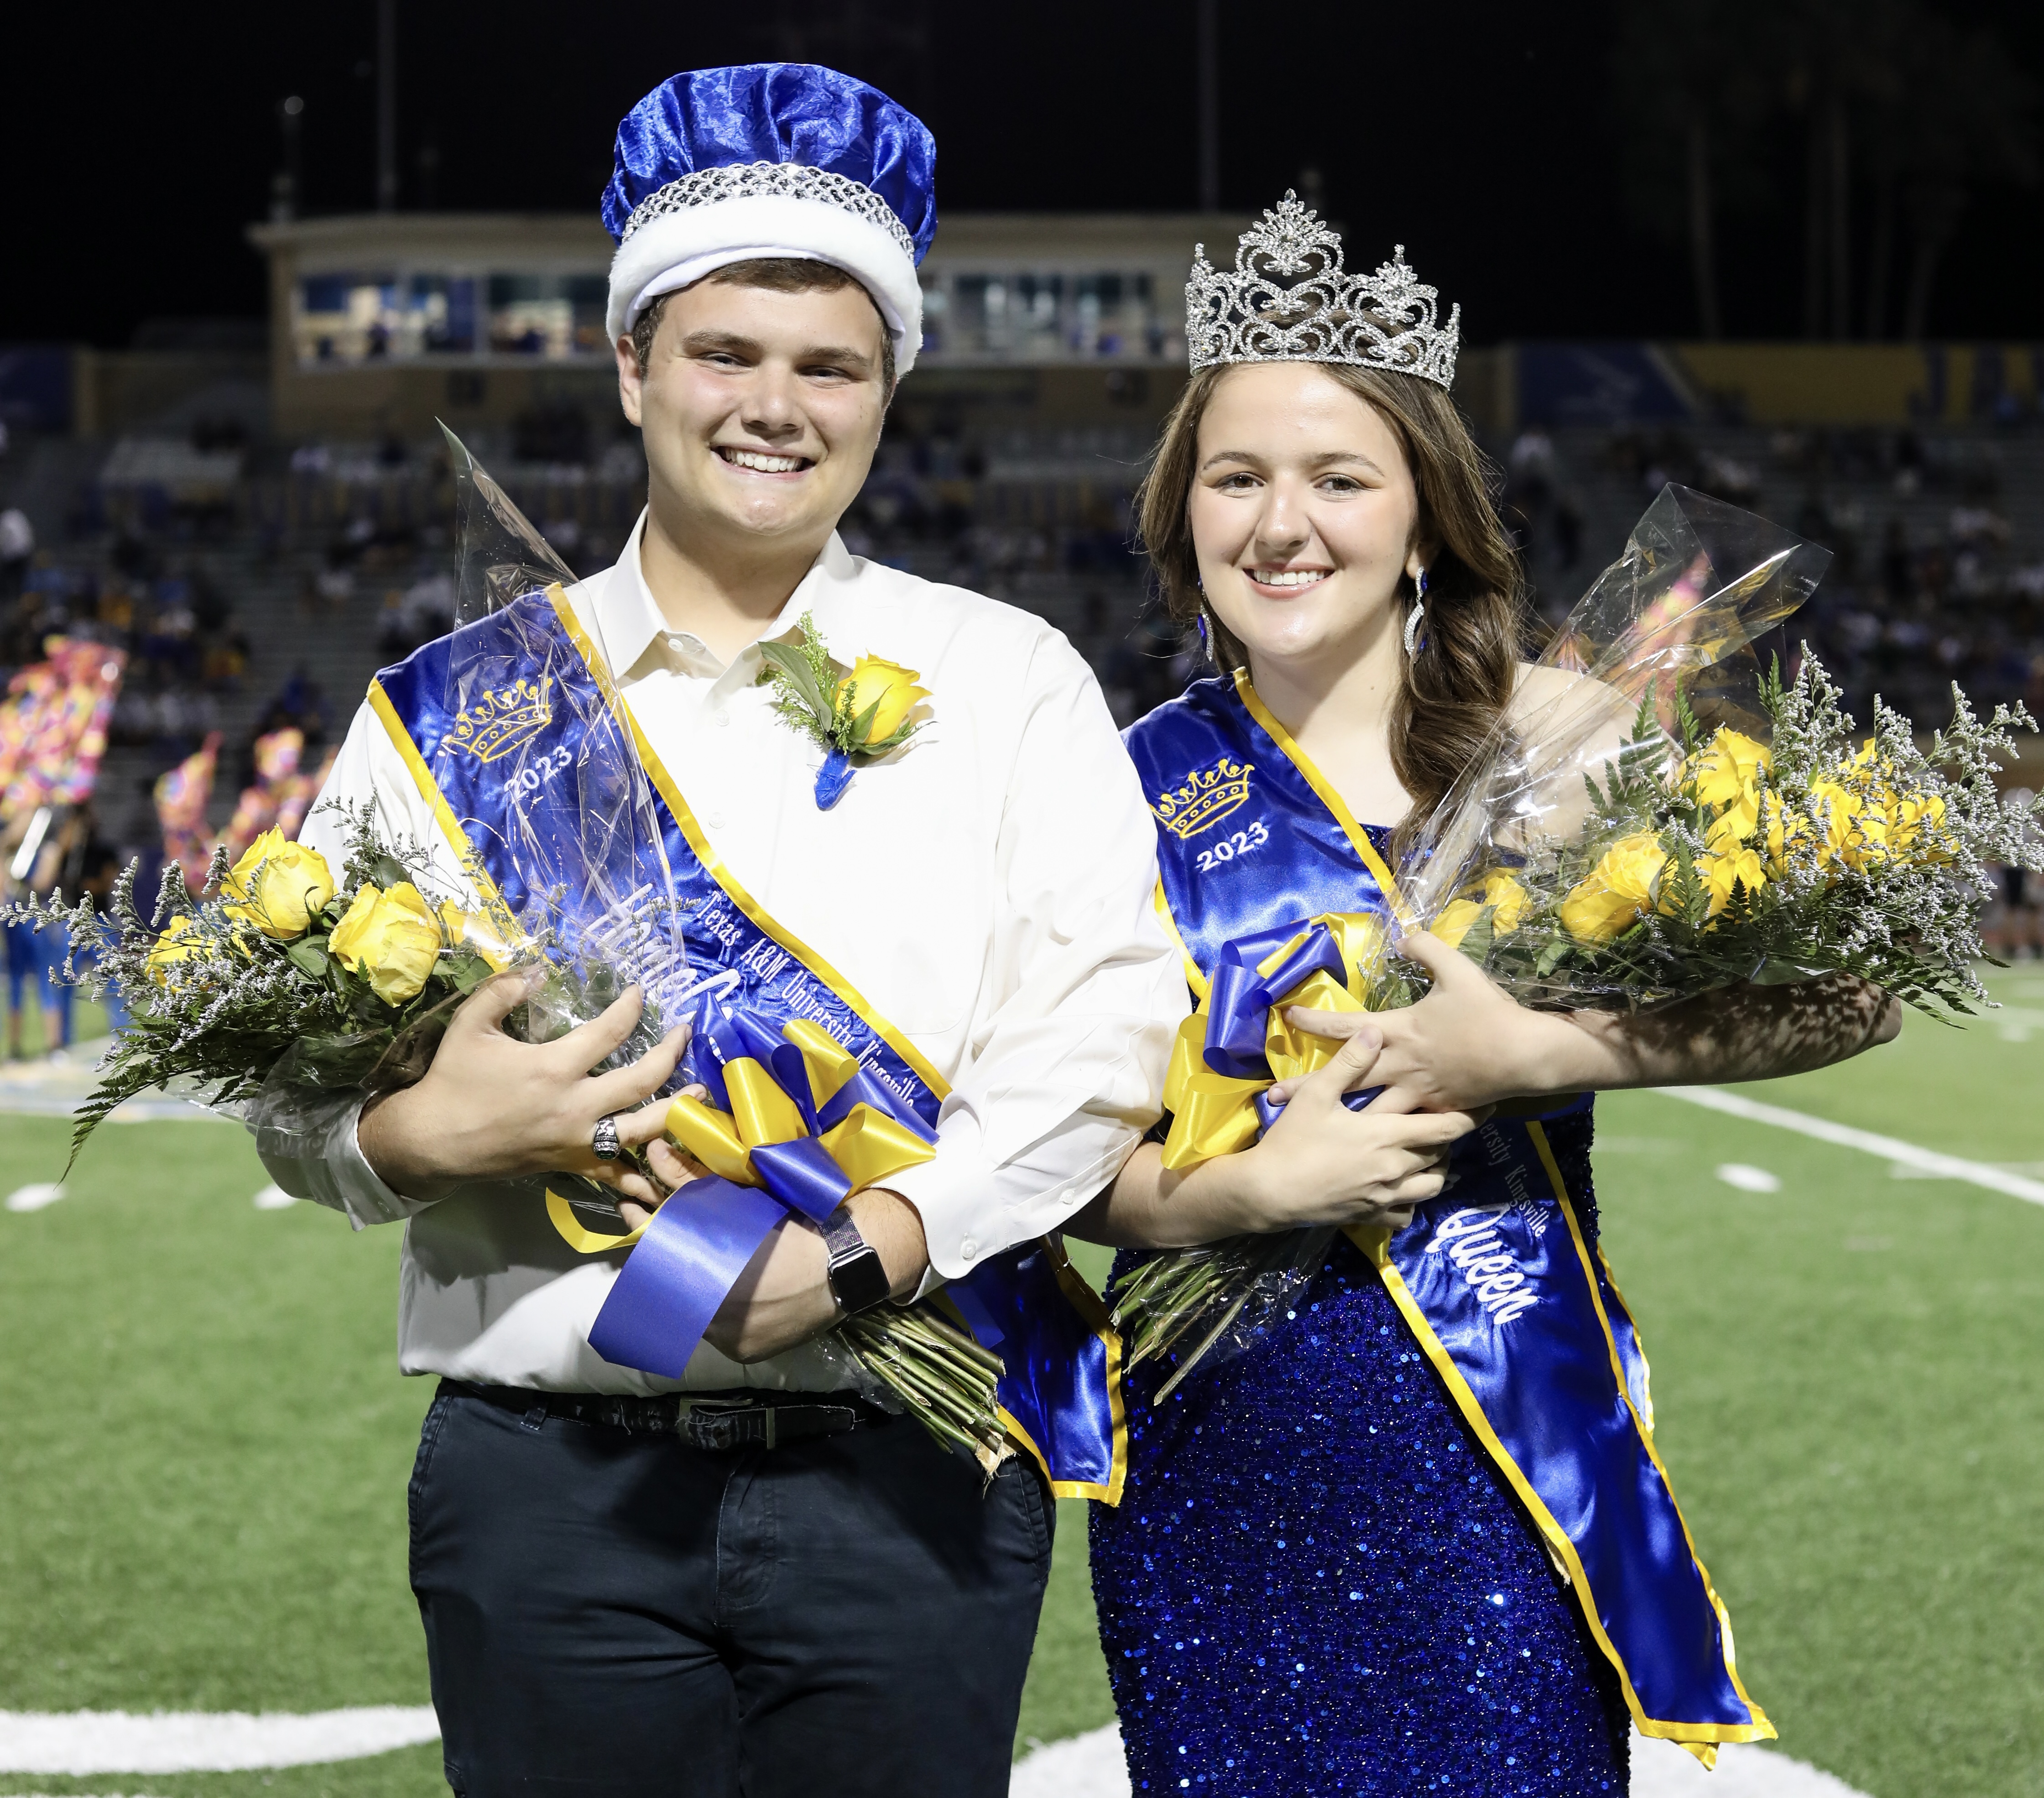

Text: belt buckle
xmin=679 ymin=1400 xmax=772 ymax=1452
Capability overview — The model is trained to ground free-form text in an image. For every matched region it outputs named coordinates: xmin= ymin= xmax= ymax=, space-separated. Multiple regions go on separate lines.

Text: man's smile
xmin=714 ymin=445 xmax=813 ymax=476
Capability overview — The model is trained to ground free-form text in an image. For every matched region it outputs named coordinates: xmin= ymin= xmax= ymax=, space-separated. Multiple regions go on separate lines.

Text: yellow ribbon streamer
xmin=1159 ymin=909 xmax=1389 ymax=1173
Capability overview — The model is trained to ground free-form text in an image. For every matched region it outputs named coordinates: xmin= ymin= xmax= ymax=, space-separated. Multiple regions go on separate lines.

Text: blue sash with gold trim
xmin=369 ymin=587 xmax=1125 ymax=1500
xmin=1124 ymin=671 xmax=1771 ymax=1753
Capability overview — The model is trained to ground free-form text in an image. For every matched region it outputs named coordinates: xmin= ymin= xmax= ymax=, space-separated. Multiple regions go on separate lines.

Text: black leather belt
xmin=446 ymin=1380 xmax=883 ymax=1451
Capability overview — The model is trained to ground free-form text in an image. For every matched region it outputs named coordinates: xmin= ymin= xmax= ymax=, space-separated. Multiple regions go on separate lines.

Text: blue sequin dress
xmin=1090 ymin=1107 xmax=1630 ymax=1797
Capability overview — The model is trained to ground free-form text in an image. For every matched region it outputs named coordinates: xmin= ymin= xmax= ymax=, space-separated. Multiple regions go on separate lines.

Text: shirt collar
xmin=589 ymin=512 xmax=863 ymax=679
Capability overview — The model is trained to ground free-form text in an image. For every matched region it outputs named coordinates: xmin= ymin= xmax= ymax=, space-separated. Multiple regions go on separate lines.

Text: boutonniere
xmin=758 ymin=611 xmax=931 ymax=808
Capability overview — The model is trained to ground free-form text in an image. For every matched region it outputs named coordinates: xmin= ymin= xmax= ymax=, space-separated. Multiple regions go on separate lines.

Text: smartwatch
xmin=823 ymin=1204 xmax=893 ymax=1316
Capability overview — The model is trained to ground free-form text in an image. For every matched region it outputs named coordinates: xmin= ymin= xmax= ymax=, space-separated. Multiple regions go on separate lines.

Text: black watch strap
xmin=823 ymin=1204 xmax=893 ymax=1316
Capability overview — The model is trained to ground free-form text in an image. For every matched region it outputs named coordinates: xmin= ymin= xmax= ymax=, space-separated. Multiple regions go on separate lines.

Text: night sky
xmin=7 ymin=0 xmax=2041 ymax=349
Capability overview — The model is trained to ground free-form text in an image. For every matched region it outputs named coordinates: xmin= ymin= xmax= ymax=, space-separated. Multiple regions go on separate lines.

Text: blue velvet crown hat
xmin=603 ymin=64 xmax=937 ymax=373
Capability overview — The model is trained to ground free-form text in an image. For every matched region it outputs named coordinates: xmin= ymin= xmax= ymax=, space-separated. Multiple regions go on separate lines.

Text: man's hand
xmin=358 ymin=967 xmax=688 ymax=1207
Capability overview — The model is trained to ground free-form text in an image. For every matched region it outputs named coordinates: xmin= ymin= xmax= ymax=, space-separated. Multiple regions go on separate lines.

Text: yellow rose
xmin=834 ymin=655 xmax=929 ymax=747
xmin=1684 ymin=728 xmax=1771 ymax=810
xmin=1559 ymin=833 xmax=1670 ymax=945
xmin=438 ymin=901 xmax=519 ymax=972
xmin=1700 ymin=844 xmax=1767 ymax=917
xmin=1891 ymin=790 xmax=1948 ymax=860
xmin=146 ymin=914 xmax=200 ymax=985
xmin=1432 ymin=870 xmax=1532 ymax=949
xmin=220 ymin=828 xmax=336 ymax=940
xmin=330 ymin=881 xmax=442 ymax=1004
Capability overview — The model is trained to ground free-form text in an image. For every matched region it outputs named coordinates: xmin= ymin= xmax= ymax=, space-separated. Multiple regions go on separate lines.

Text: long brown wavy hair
xmin=1135 ymin=362 xmax=1526 ymax=842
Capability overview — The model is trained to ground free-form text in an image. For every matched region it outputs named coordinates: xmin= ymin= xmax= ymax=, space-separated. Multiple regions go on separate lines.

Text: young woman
xmin=1074 ymin=205 xmax=1898 ymax=1795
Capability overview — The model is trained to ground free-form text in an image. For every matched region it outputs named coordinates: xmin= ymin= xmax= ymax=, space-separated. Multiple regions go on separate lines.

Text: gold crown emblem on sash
xmin=1152 ymin=756 xmax=1254 ymax=838
xmin=443 ymin=677 xmax=553 ymax=762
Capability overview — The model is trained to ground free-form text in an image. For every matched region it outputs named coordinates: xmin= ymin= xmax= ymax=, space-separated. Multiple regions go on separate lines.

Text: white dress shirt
xmin=258 ymin=515 xmax=1187 ymax=1393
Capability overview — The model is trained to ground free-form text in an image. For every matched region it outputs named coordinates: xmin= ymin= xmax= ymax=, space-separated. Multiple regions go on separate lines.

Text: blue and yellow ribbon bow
xmin=548 ymin=1006 xmax=939 ymax=1379
xmin=661 ymin=1011 xmax=938 ymax=1221
xmin=1161 ymin=910 xmax=1389 ymax=1172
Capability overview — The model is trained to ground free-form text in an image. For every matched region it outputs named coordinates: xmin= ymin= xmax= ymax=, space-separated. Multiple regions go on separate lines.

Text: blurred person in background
xmin=3 ymin=806 xmax=77 ymax=1060
xmin=0 ymin=506 xmax=34 ymax=604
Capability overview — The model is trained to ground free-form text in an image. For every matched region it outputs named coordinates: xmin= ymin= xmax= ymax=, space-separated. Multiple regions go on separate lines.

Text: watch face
xmin=829 ymin=1246 xmax=893 ymax=1316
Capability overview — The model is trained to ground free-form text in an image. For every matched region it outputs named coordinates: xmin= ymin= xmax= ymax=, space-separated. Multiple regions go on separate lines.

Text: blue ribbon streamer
xmin=587 ymin=1176 xmax=787 ymax=1380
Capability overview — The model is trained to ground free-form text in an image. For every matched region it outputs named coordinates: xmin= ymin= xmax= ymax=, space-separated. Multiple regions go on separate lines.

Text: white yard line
xmin=1006 ymin=1724 xmax=1873 ymax=1797
xmin=0 ymin=1708 xmax=439 ymax=1774
xmin=1658 ymin=1085 xmax=2044 ymax=1207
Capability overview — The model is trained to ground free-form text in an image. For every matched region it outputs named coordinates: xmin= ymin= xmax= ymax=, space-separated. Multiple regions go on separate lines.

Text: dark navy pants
xmin=409 ymin=1382 xmax=1054 ymax=1797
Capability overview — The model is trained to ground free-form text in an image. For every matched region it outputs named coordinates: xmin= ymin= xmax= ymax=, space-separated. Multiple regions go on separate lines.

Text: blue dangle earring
xmin=1403 ymin=568 xmax=1429 ymax=659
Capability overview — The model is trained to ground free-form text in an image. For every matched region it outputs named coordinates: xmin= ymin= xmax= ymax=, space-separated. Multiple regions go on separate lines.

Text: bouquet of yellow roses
xmin=1401 ymin=484 xmax=2037 ymax=1017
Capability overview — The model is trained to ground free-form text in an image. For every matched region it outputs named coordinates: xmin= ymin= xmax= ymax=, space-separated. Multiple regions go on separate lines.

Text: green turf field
xmin=2 ymin=972 xmax=2041 ymax=1797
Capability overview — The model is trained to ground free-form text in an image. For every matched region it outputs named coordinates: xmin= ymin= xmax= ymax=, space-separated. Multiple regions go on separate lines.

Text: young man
xmin=257 ymin=64 xmax=1184 ymax=1798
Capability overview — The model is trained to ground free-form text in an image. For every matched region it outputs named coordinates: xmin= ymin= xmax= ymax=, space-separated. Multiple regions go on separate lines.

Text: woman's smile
xmin=1244 ymin=565 xmax=1332 ymax=595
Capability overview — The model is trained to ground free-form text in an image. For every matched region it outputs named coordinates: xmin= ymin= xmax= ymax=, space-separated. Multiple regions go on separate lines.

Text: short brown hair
xmin=629 ymin=257 xmax=896 ymax=400
xmin=1137 ymin=362 xmax=1526 ymax=846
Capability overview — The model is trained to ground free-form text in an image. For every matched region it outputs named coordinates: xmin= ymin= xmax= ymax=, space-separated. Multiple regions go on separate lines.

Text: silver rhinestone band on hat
xmin=619 ymin=161 xmax=916 ymax=263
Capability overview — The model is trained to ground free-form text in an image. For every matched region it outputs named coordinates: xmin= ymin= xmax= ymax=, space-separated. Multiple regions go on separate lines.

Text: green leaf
xmin=759 ymin=640 xmax=829 ymax=721
xmin=447 ymin=949 xmax=494 ymax=993
xmin=1455 ymin=911 xmax=1496 ymax=965
xmin=847 ymin=695 xmax=884 ymax=751
xmin=285 ymin=939 xmax=330 ymax=979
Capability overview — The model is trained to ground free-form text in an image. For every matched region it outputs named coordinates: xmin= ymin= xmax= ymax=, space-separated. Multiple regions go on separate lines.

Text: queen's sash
xmin=367 ymin=587 xmax=1125 ymax=1500
xmin=1123 ymin=669 xmax=1771 ymax=1755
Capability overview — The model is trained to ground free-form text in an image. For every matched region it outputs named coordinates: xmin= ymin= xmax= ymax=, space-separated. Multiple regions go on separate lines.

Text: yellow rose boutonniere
xmin=330 ymin=880 xmax=443 ymax=1005
xmin=758 ymin=611 xmax=929 ymax=808
xmin=834 ymin=654 xmax=930 ymax=747
xmin=220 ymin=828 xmax=336 ymax=940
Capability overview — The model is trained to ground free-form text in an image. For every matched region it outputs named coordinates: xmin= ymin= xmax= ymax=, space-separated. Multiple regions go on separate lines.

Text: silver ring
xmin=592 ymin=1115 xmax=621 ymax=1162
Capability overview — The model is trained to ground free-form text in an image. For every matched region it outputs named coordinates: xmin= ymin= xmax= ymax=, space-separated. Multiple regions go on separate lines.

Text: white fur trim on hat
xmin=606 ymin=193 xmax=923 ymax=374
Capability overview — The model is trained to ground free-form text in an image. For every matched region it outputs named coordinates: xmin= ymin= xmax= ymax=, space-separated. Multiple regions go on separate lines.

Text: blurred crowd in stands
xmin=1502 ymin=421 xmax=2044 ymax=732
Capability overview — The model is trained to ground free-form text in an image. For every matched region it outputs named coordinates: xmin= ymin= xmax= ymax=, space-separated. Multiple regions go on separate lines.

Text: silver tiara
xmin=1185 ymin=193 xmax=1460 ymax=388
xmin=620 ymin=161 xmax=915 ymax=263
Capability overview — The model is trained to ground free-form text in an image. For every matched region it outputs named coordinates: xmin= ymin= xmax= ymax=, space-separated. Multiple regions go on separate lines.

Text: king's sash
xmin=1123 ymin=671 xmax=1771 ymax=1752
xmin=369 ymin=588 xmax=1124 ymax=1500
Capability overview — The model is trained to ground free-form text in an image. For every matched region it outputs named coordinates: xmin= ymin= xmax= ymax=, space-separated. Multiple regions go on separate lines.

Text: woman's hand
xmin=1071 ymin=1028 xmax=1486 ymax=1249
xmin=358 ymin=967 xmax=689 ymax=1208
xmin=1280 ymin=930 xmax=1579 ymax=1114
xmin=1223 ymin=1024 xmax=1485 ymax=1229
xmin=1284 ymin=930 xmax=1902 ymax=1110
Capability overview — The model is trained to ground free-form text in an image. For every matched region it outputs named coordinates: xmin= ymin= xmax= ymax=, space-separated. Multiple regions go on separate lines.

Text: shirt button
xmin=708 ymin=711 xmax=729 ymax=729
xmin=702 ymin=810 xmax=725 ymax=830
xmin=960 ymin=1239 xmax=978 ymax=1261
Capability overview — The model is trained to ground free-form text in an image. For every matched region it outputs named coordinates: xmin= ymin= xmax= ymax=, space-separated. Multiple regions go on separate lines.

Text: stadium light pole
xmin=1197 ymin=0 xmax=1219 ymax=212
xmin=376 ymin=0 xmax=398 ymax=212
